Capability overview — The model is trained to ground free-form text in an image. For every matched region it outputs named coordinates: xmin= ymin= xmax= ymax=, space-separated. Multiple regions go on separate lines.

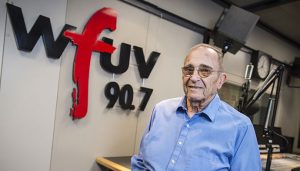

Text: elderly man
xmin=131 ymin=43 xmax=261 ymax=171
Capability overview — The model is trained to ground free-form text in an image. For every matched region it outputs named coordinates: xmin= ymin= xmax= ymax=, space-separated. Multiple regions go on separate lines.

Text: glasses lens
xmin=198 ymin=68 xmax=212 ymax=78
xmin=182 ymin=66 xmax=194 ymax=76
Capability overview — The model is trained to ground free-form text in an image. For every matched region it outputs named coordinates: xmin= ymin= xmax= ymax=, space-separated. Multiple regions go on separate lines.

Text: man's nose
xmin=189 ymin=69 xmax=201 ymax=81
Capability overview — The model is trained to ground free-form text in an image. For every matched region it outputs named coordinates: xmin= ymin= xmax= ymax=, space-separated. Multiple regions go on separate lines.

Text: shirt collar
xmin=201 ymin=94 xmax=220 ymax=122
xmin=177 ymin=97 xmax=187 ymax=112
xmin=176 ymin=94 xmax=221 ymax=122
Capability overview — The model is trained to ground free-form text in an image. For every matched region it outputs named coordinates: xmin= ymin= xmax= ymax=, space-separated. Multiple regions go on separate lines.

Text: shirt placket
xmin=166 ymin=121 xmax=191 ymax=171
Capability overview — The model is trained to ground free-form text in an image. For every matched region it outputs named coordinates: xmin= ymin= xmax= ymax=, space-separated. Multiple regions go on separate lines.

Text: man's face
xmin=182 ymin=47 xmax=226 ymax=103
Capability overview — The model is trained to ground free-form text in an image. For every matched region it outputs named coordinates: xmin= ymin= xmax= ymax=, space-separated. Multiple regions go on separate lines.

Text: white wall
xmin=147 ymin=0 xmax=224 ymax=29
xmin=0 ymin=0 xmax=67 ymax=171
xmin=1 ymin=0 xmax=300 ymax=171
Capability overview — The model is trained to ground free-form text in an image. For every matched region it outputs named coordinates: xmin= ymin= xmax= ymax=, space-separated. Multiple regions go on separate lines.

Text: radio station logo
xmin=6 ymin=3 xmax=160 ymax=120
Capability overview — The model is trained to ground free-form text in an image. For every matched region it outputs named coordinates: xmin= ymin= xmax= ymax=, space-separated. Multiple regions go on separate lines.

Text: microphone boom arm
xmin=244 ymin=64 xmax=285 ymax=116
xmin=243 ymin=64 xmax=285 ymax=171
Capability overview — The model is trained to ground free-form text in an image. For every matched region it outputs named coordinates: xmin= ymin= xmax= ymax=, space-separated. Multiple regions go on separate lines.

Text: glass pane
xmin=219 ymin=82 xmax=270 ymax=125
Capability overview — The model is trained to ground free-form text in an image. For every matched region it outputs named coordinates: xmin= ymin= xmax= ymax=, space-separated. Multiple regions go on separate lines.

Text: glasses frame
xmin=181 ymin=65 xmax=222 ymax=78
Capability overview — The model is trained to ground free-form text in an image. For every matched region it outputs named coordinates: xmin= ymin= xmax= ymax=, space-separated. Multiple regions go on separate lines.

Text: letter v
xmin=133 ymin=46 xmax=160 ymax=79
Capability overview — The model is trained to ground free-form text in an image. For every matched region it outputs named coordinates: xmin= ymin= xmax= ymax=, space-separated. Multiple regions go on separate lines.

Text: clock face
xmin=257 ymin=55 xmax=270 ymax=79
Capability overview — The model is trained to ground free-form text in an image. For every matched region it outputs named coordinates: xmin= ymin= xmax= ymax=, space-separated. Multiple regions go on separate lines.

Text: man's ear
xmin=217 ymin=73 xmax=227 ymax=89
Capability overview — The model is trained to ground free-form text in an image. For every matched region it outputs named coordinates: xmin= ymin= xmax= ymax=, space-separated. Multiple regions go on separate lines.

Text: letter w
xmin=6 ymin=3 xmax=76 ymax=59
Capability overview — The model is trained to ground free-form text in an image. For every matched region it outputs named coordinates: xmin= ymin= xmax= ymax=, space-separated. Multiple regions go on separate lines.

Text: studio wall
xmin=0 ymin=0 xmax=68 ymax=171
xmin=0 ymin=0 xmax=300 ymax=171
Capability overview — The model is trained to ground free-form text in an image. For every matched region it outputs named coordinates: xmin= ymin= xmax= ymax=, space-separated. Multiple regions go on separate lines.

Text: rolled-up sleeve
xmin=131 ymin=154 xmax=147 ymax=171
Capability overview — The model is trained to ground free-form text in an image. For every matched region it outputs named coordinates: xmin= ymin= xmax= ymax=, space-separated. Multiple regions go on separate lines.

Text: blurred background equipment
xmin=213 ymin=5 xmax=259 ymax=54
xmin=287 ymin=57 xmax=300 ymax=88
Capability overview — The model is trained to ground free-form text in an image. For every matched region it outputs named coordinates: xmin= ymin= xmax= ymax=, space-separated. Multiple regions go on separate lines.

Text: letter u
xmin=100 ymin=37 xmax=130 ymax=74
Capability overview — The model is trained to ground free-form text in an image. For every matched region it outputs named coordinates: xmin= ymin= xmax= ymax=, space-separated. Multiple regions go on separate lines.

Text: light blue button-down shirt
xmin=131 ymin=95 xmax=262 ymax=171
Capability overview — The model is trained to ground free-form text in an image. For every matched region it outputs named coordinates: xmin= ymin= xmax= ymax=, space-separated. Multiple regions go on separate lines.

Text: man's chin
xmin=187 ymin=96 xmax=204 ymax=103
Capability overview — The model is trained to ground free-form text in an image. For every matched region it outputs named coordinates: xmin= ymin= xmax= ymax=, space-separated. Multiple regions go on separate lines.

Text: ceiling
xmin=212 ymin=0 xmax=300 ymax=49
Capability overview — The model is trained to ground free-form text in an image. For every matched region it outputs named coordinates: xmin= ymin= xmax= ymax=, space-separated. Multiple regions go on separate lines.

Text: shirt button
xmin=178 ymin=141 xmax=182 ymax=145
xmin=171 ymin=159 xmax=175 ymax=164
xmin=186 ymin=124 xmax=190 ymax=128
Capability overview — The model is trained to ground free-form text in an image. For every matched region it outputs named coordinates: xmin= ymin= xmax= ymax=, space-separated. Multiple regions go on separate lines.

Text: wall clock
xmin=251 ymin=50 xmax=272 ymax=80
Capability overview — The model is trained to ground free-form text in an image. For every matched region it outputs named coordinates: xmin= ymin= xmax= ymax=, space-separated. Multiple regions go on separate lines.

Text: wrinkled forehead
xmin=184 ymin=46 xmax=220 ymax=66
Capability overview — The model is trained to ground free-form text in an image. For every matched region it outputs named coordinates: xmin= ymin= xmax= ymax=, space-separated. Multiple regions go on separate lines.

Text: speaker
xmin=213 ymin=5 xmax=259 ymax=54
xmin=287 ymin=57 xmax=300 ymax=88
xmin=291 ymin=57 xmax=300 ymax=77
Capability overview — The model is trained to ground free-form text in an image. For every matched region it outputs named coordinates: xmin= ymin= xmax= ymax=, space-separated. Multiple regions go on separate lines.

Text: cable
xmin=272 ymin=130 xmax=289 ymax=146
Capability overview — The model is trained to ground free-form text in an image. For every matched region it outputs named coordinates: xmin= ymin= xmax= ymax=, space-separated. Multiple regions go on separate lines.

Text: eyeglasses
xmin=181 ymin=65 xmax=221 ymax=78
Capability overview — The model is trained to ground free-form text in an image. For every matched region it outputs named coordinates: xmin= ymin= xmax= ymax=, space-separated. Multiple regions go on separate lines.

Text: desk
xmin=261 ymin=153 xmax=300 ymax=171
xmin=97 ymin=154 xmax=300 ymax=171
xmin=96 ymin=156 xmax=131 ymax=171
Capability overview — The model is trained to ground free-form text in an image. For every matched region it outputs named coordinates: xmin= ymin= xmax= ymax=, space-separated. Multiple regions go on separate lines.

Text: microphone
xmin=244 ymin=63 xmax=254 ymax=80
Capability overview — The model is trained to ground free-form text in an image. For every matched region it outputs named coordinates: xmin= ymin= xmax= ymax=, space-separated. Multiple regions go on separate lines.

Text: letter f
xmin=64 ymin=8 xmax=117 ymax=119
